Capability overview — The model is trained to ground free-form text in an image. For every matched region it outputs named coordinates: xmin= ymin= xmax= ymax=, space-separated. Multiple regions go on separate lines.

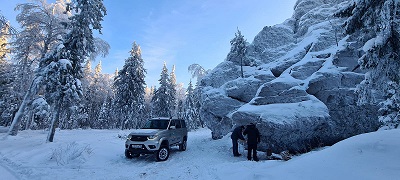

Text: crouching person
xmin=243 ymin=123 xmax=260 ymax=161
xmin=231 ymin=125 xmax=245 ymax=157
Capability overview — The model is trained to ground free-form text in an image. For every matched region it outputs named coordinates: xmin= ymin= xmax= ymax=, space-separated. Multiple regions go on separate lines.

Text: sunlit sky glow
xmin=1 ymin=0 xmax=297 ymax=87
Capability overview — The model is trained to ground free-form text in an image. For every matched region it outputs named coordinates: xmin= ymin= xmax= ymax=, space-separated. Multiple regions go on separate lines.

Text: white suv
xmin=125 ymin=117 xmax=188 ymax=161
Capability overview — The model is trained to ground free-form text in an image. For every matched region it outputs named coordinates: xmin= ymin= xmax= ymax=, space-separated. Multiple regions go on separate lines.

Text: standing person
xmin=231 ymin=125 xmax=245 ymax=157
xmin=243 ymin=123 xmax=261 ymax=161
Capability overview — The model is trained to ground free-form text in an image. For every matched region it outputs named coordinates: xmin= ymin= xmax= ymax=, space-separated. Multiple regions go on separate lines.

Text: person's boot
xmin=254 ymin=157 xmax=259 ymax=162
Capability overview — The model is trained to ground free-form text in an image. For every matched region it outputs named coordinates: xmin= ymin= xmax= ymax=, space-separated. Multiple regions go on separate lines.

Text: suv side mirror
xmin=169 ymin=126 xmax=176 ymax=130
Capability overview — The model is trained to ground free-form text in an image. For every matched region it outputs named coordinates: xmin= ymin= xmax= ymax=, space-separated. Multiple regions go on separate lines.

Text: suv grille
xmin=130 ymin=135 xmax=148 ymax=142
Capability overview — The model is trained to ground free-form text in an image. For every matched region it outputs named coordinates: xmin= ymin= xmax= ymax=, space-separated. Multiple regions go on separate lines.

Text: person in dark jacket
xmin=231 ymin=125 xmax=245 ymax=157
xmin=243 ymin=123 xmax=261 ymax=161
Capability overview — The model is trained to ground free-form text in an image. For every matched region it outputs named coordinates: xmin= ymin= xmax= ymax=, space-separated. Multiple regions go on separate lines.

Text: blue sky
xmin=1 ymin=0 xmax=297 ymax=88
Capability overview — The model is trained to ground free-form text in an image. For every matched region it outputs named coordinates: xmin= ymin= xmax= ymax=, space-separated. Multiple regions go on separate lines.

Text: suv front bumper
xmin=125 ymin=140 xmax=160 ymax=154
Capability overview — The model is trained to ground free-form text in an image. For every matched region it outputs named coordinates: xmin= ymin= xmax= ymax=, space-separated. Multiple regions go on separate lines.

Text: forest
xmin=0 ymin=0 xmax=206 ymax=142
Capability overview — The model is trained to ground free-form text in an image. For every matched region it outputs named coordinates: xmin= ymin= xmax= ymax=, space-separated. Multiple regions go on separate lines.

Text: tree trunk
xmin=47 ymin=100 xmax=62 ymax=142
xmin=240 ymin=57 xmax=244 ymax=78
xmin=7 ymin=77 xmax=41 ymax=136
xmin=25 ymin=110 xmax=33 ymax=130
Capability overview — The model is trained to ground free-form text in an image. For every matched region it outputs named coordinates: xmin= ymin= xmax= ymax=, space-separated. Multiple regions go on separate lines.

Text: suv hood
xmin=128 ymin=129 xmax=162 ymax=136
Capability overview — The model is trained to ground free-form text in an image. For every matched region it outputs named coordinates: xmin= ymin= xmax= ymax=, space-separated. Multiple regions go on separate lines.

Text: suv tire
xmin=125 ymin=149 xmax=133 ymax=159
xmin=156 ymin=146 xmax=170 ymax=161
xmin=179 ymin=139 xmax=187 ymax=151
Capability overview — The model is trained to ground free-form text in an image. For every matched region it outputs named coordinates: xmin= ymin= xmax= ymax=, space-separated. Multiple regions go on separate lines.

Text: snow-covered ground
xmin=0 ymin=127 xmax=399 ymax=180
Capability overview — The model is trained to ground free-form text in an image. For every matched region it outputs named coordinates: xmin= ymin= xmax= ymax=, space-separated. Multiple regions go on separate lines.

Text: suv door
xmin=174 ymin=119 xmax=185 ymax=143
xmin=175 ymin=120 xmax=183 ymax=143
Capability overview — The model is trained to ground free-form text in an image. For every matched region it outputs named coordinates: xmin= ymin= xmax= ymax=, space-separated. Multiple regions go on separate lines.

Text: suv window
xmin=175 ymin=120 xmax=181 ymax=128
xmin=143 ymin=119 xmax=169 ymax=129
xmin=181 ymin=120 xmax=186 ymax=128
xmin=168 ymin=119 xmax=175 ymax=128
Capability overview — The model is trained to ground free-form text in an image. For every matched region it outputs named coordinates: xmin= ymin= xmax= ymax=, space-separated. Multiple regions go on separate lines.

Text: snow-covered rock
xmin=231 ymin=98 xmax=333 ymax=153
xmin=223 ymin=78 xmax=264 ymax=103
xmin=251 ymin=80 xmax=310 ymax=105
xmin=200 ymin=88 xmax=244 ymax=139
xmin=200 ymin=61 xmax=241 ymax=88
xmin=200 ymin=0 xmax=380 ymax=153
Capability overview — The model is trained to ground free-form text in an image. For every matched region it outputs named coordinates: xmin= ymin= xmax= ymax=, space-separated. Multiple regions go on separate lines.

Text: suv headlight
xmin=148 ymin=135 xmax=158 ymax=140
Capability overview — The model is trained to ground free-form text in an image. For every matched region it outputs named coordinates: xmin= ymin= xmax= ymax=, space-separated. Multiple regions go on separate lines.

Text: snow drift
xmin=1 ymin=128 xmax=399 ymax=179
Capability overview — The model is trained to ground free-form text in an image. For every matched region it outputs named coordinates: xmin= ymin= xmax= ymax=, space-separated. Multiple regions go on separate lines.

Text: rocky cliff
xmin=200 ymin=0 xmax=380 ymax=153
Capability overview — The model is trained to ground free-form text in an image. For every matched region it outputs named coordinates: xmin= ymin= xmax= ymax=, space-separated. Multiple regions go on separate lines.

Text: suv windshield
xmin=142 ymin=119 xmax=169 ymax=129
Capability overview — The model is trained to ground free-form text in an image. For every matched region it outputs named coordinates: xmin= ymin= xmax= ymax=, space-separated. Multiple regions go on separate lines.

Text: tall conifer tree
xmin=152 ymin=63 xmax=173 ymax=117
xmin=113 ymin=42 xmax=147 ymax=129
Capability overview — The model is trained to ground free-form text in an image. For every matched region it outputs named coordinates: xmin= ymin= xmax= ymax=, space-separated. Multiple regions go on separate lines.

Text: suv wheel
xmin=179 ymin=139 xmax=187 ymax=151
xmin=156 ymin=146 xmax=169 ymax=161
xmin=125 ymin=150 xmax=133 ymax=159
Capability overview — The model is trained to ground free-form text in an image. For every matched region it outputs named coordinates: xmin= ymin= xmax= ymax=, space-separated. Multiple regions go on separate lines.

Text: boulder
xmin=246 ymin=23 xmax=296 ymax=66
xmin=270 ymin=44 xmax=311 ymax=77
xmin=231 ymin=98 xmax=333 ymax=153
xmin=307 ymin=73 xmax=380 ymax=140
xmin=223 ymin=78 xmax=264 ymax=103
xmin=252 ymin=81 xmax=310 ymax=105
xmin=200 ymin=87 xmax=244 ymax=139
xmin=200 ymin=61 xmax=240 ymax=88
xmin=290 ymin=59 xmax=325 ymax=80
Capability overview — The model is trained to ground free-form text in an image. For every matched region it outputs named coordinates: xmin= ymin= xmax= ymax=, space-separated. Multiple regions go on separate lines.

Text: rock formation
xmin=200 ymin=0 xmax=380 ymax=153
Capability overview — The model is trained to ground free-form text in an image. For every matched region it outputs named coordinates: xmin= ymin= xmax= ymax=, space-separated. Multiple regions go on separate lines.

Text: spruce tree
xmin=170 ymin=65 xmax=177 ymax=116
xmin=152 ymin=63 xmax=173 ymax=117
xmin=113 ymin=42 xmax=147 ymax=129
xmin=339 ymin=0 xmax=400 ymax=129
xmin=0 ymin=31 xmax=15 ymax=127
xmin=228 ymin=29 xmax=247 ymax=78
xmin=184 ymin=80 xmax=198 ymax=129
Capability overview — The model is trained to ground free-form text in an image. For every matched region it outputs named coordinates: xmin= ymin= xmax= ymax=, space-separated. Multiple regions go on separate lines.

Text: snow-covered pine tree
xmin=227 ymin=28 xmax=247 ymax=78
xmin=151 ymin=63 xmax=173 ymax=117
xmin=187 ymin=63 xmax=208 ymax=128
xmin=79 ymin=61 xmax=106 ymax=128
xmin=14 ymin=1 xmax=69 ymax=60
xmin=177 ymin=99 xmax=185 ymax=119
xmin=6 ymin=0 xmax=71 ymax=135
xmin=175 ymin=82 xmax=186 ymax=120
xmin=80 ymin=60 xmax=92 ymax=125
xmin=0 ymin=23 xmax=16 ymax=127
xmin=29 ymin=97 xmax=50 ymax=130
xmin=184 ymin=80 xmax=199 ymax=130
xmin=0 ymin=61 xmax=16 ymax=127
xmin=100 ymin=73 xmax=115 ymax=128
xmin=143 ymin=86 xmax=155 ymax=120
xmin=0 ymin=13 xmax=17 ymax=37
xmin=45 ymin=0 xmax=107 ymax=141
xmin=0 ymin=22 xmax=10 ymax=61
xmin=113 ymin=42 xmax=147 ymax=129
xmin=10 ymin=0 xmax=70 ymax=131
xmin=188 ymin=63 xmax=210 ymax=83
xmin=89 ymin=61 xmax=107 ymax=126
xmin=96 ymin=98 xmax=109 ymax=129
xmin=0 ymin=15 xmax=18 ymax=127
xmin=339 ymin=0 xmax=400 ymax=129
xmin=169 ymin=65 xmax=177 ymax=117
xmin=8 ymin=0 xmax=107 ymax=141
